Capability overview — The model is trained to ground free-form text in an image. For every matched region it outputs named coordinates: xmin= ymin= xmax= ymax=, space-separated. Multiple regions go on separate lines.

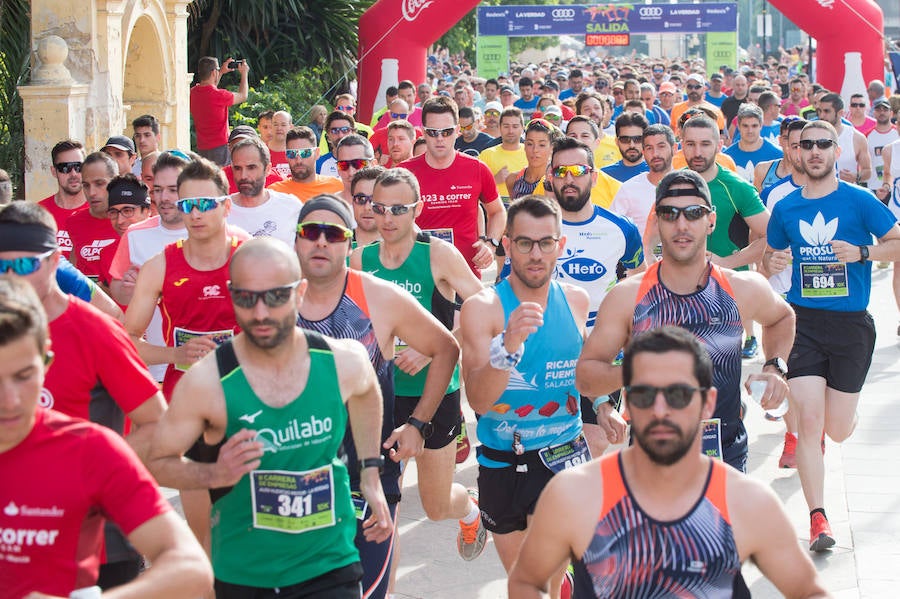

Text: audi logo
xmin=639 ymin=6 xmax=664 ymax=17
xmin=552 ymin=8 xmax=575 ymax=18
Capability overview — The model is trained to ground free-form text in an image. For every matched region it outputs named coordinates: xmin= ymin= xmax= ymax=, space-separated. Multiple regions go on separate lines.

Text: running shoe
xmin=455 ymin=418 xmax=471 ymax=464
xmin=457 ymin=489 xmax=487 ymax=561
xmin=741 ymin=336 xmax=758 ymax=359
xmin=809 ymin=512 xmax=835 ymax=552
xmin=779 ymin=432 xmax=797 ymax=469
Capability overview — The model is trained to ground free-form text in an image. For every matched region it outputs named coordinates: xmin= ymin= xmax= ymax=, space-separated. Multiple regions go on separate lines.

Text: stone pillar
xmin=166 ymin=0 xmax=192 ymax=151
xmin=18 ymin=36 xmax=89 ymax=202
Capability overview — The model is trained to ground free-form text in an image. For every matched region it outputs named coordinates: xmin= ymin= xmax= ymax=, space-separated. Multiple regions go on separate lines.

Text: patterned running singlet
xmin=632 ymin=262 xmax=747 ymax=470
xmin=573 ymin=452 xmax=742 ymax=598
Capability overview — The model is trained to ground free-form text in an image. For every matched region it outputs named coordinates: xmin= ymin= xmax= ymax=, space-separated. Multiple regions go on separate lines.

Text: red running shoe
xmin=809 ymin=512 xmax=835 ymax=552
xmin=779 ymin=432 xmax=797 ymax=469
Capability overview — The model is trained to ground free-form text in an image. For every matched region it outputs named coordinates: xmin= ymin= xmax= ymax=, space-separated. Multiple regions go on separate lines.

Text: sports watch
xmin=858 ymin=245 xmax=870 ymax=264
xmin=479 ymin=235 xmax=500 ymax=248
xmin=407 ymin=416 xmax=434 ymax=440
xmin=358 ymin=456 xmax=385 ymax=473
xmin=763 ymin=357 xmax=788 ymax=377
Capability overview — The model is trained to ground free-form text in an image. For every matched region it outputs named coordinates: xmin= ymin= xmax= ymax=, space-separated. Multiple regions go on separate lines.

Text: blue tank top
xmin=573 ymin=452 xmax=742 ymax=598
xmin=632 ymin=262 xmax=747 ymax=467
xmin=296 ymin=271 xmax=401 ymax=499
xmin=760 ymin=159 xmax=783 ymax=191
xmin=476 ymin=279 xmax=583 ymax=467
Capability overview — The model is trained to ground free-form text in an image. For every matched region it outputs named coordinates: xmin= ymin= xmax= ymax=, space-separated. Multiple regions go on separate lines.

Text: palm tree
xmin=0 ymin=0 xmax=31 ymax=198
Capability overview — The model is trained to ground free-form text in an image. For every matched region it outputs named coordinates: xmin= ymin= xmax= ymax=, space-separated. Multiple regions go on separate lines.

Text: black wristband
xmin=358 ymin=456 xmax=385 ymax=474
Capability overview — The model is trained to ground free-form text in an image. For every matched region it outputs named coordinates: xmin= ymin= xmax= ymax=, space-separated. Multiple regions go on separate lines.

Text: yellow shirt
xmin=594 ymin=135 xmax=622 ymax=169
xmin=590 ymin=169 xmax=622 ymax=208
xmin=479 ymin=145 xmax=528 ymax=198
xmin=267 ymin=175 xmax=343 ymax=202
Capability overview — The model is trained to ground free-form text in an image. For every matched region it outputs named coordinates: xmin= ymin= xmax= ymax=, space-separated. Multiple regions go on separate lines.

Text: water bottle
xmin=749 ymin=379 xmax=789 ymax=418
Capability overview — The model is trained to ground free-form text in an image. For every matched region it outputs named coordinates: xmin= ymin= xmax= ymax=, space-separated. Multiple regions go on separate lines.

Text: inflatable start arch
xmin=357 ymin=0 xmax=885 ymax=123
xmin=757 ymin=0 xmax=883 ymax=97
xmin=357 ymin=0 xmax=481 ymax=124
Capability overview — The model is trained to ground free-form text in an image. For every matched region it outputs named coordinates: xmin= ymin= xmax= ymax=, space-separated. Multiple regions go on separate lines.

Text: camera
xmin=228 ymin=59 xmax=244 ymax=69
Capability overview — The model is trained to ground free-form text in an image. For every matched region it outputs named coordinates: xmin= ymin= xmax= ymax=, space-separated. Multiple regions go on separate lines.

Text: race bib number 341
xmin=251 ymin=466 xmax=336 ymax=533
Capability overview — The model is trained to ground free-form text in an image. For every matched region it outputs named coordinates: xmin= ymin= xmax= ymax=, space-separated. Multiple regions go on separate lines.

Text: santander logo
xmin=401 ymin=0 xmax=433 ymax=22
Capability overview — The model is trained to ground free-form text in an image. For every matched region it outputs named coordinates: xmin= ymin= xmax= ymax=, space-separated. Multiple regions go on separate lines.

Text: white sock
xmin=460 ymin=500 xmax=480 ymax=524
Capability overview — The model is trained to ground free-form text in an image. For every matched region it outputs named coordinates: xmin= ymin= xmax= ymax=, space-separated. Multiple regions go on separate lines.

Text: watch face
xmin=423 ymin=421 xmax=435 ymax=438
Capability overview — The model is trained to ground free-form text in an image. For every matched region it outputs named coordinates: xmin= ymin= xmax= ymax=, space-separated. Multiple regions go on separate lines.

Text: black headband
xmin=657 ymin=187 xmax=711 ymax=206
xmin=0 ymin=222 xmax=58 ymax=253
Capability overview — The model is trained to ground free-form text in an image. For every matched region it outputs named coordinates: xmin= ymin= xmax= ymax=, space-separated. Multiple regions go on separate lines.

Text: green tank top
xmin=361 ymin=232 xmax=460 ymax=397
xmin=210 ymin=331 xmax=358 ymax=587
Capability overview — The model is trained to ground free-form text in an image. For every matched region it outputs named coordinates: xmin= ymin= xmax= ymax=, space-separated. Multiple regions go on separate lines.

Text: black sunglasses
xmin=617 ymin=135 xmax=643 ymax=145
xmin=352 ymin=193 xmax=373 ymax=205
xmin=228 ymin=281 xmax=301 ymax=309
xmin=625 ymin=384 xmax=707 ymax=409
xmin=798 ymin=139 xmax=836 ymax=150
xmin=55 ymin=161 xmax=83 ymax=174
xmin=655 ymin=204 xmax=711 ymax=222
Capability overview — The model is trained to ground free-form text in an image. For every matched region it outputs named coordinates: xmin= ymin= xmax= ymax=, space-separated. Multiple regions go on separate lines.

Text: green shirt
xmin=706 ymin=165 xmax=766 ymax=270
xmin=210 ymin=332 xmax=358 ymax=587
xmin=361 ymin=233 xmax=460 ymax=397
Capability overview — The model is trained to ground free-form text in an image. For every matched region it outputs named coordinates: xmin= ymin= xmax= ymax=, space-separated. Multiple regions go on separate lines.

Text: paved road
xmin=390 ymin=266 xmax=900 ymax=598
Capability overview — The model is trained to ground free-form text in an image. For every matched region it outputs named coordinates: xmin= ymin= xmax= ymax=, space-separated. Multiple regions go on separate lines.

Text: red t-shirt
xmin=268 ymin=149 xmax=291 ymax=180
xmin=67 ymin=211 xmax=117 ymax=281
xmin=0 ymin=409 xmax=170 ymax=597
xmin=223 ymin=164 xmax=284 ymax=194
xmin=38 ymin=195 xmax=87 ymax=259
xmin=402 ymin=152 xmax=499 ymax=275
xmin=44 ymin=296 xmax=158 ymax=430
xmin=190 ymin=84 xmax=234 ymax=150
xmin=160 ymin=238 xmax=241 ymax=399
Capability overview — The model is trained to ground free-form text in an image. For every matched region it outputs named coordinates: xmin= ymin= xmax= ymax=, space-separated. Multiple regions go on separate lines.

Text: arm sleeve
xmin=56 ymin=257 xmax=94 ymax=302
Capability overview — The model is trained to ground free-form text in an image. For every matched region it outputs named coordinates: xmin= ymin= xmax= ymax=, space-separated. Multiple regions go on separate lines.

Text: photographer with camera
xmin=190 ymin=56 xmax=250 ymax=166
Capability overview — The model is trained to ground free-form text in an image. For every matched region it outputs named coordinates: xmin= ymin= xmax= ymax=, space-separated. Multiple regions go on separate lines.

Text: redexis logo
xmin=558 ymin=248 xmax=607 ymax=282
xmin=798 ymin=212 xmax=838 ymax=258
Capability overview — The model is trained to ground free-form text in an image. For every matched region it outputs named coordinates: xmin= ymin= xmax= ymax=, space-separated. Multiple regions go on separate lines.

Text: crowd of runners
xmin=3 ymin=46 xmax=900 ymax=598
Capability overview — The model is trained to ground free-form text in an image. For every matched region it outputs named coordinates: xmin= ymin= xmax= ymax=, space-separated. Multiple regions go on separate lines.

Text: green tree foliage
xmin=187 ymin=0 xmax=373 ymax=87
xmin=0 ymin=0 xmax=30 ymax=198
xmin=230 ymin=64 xmax=334 ymax=128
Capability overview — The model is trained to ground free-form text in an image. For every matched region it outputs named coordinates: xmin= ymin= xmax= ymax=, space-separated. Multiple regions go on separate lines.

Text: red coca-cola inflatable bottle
xmin=357 ymin=0 xmax=481 ymax=124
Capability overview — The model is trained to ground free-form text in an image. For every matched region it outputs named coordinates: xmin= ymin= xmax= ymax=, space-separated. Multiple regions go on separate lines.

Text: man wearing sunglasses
xmin=353 ymin=168 xmax=485 ymax=561
xmin=67 ymin=152 xmax=119 ymax=285
xmin=333 ymin=135 xmax=376 ymax=208
xmin=38 ymin=139 xmax=87 ymax=259
xmin=228 ymin=136 xmax=302 ymax=247
xmin=511 ymin=326 xmax=829 ymax=599
xmin=295 ymin=195 xmax=459 ymax=598
xmin=765 ymin=120 xmax=900 ymax=552
xmin=461 ymin=195 xmax=589 ymax=597
xmin=147 ymin=237 xmax=392 ymax=597
xmin=671 ymin=74 xmax=726 ymax=136
xmin=601 ymin=112 xmax=649 ymax=183
xmin=865 ymin=98 xmax=899 ymax=191
xmin=315 ymin=111 xmax=356 ymax=177
xmin=456 ymin=106 xmax=498 ymax=157
xmin=816 ymin=93 xmax=872 ymax=186
xmin=402 ymin=96 xmax=506 ymax=277
xmin=0 ymin=200 xmax=168 ymax=588
xmin=267 ymin=126 xmax=342 ymax=202
xmin=579 ymin=170 xmax=795 ymax=475
xmin=349 ymin=166 xmax=386 ymax=248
